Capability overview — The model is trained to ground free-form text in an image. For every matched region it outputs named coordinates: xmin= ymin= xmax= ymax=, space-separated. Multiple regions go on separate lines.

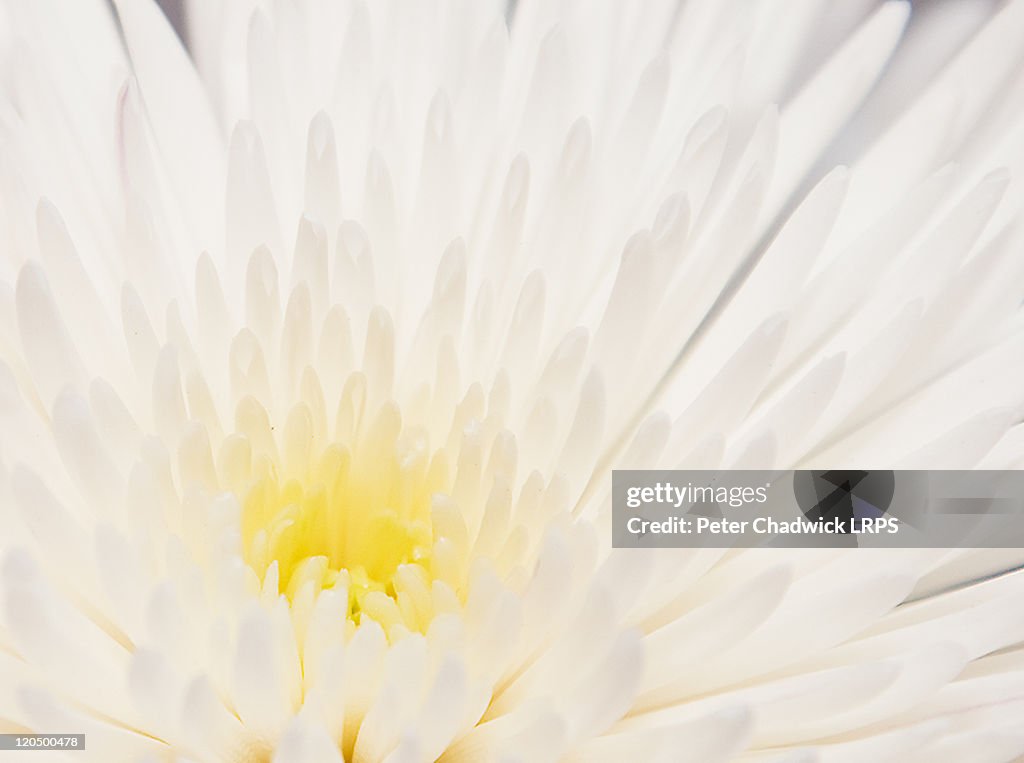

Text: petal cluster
xmin=0 ymin=0 xmax=1024 ymax=761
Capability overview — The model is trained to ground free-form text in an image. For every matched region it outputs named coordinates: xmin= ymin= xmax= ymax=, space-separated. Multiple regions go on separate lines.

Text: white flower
xmin=1 ymin=0 xmax=1024 ymax=760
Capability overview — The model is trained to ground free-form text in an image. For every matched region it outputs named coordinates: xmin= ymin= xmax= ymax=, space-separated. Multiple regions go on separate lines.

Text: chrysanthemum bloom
xmin=2 ymin=0 xmax=1024 ymax=760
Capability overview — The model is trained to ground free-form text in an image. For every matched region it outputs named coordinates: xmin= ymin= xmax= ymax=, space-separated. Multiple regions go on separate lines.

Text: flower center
xmin=239 ymin=423 xmax=447 ymax=628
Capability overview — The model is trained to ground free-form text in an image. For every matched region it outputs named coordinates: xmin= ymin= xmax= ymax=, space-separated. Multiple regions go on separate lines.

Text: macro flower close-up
xmin=2 ymin=0 xmax=1024 ymax=760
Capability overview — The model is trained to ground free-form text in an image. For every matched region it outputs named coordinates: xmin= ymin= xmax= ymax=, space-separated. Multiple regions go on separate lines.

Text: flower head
xmin=2 ymin=0 xmax=1024 ymax=761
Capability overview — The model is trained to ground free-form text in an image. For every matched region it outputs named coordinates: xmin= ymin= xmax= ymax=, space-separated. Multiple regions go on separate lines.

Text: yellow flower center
xmin=239 ymin=414 xmax=448 ymax=629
